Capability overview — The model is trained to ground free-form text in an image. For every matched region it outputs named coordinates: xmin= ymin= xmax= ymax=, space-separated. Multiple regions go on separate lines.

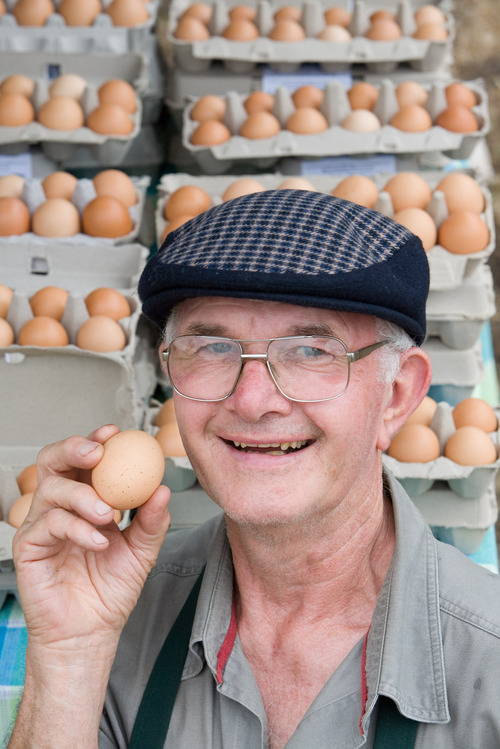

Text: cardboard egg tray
xmin=142 ymin=403 xmax=199 ymax=492
xmin=165 ymin=0 xmax=453 ymax=75
xmin=382 ymin=401 xmax=500 ymax=499
xmin=180 ymin=77 xmax=489 ymax=172
xmin=0 ymin=174 xmax=150 ymax=246
xmin=155 ymin=171 xmax=495 ymax=293
xmin=423 ymin=337 xmax=484 ymax=402
xmin=0 ymin=52 xmax=144 ymax=164
xmin=0 ymin=0 xmax=158 ymax=54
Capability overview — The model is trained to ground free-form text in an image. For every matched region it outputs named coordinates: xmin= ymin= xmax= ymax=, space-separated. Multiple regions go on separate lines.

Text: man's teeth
xmin=232 ymin=440 xmax=307 ymax=451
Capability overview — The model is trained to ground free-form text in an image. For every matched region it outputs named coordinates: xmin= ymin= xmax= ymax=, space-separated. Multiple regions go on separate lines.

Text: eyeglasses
xmin=161 ymin=334 xmax=389 ymax=403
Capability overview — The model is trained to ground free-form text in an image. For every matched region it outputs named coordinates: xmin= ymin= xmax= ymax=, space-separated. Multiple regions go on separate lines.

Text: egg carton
xmin=424 ymin=337 xmax=484 ymax=404
xmin=382 ymin=400 xmax=500 ymax=499
xmin=165 ymin=0 xmax=453 ymax=75
xmin=0 ymin=74 xmax=142 ymax=166
xmin=0 ymin=175 xmax=149 ymax=246
xmin=142 ymin=403 xmax=198 ymax=491
xmin=0 ymin=0 xmax=158 ymax=54
xmin=181 ymin=78 xmax=489 ymax=173
xmin=155 ymin=171 xmax=494 ymax=283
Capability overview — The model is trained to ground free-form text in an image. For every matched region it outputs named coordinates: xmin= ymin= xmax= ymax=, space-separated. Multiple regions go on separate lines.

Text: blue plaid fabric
xmin=139 ymin=190 xmax=429 ymax=344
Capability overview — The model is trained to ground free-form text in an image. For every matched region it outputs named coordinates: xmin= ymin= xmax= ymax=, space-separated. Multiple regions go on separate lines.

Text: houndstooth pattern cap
xmin=139 ymin=189 xmax=429 ymax=344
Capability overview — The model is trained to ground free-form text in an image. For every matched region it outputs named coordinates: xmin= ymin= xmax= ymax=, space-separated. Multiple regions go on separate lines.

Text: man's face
xmin=168 ymin=297 xmax=395 ymax=530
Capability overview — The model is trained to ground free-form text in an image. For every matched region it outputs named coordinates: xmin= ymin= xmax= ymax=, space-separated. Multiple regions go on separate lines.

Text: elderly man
xmin=8 ymin=190 xmax=500 ymax=749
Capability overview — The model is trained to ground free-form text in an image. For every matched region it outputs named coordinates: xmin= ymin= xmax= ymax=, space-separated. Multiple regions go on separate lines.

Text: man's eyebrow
xmin=181 ymin=322 xmax=337 ymax=338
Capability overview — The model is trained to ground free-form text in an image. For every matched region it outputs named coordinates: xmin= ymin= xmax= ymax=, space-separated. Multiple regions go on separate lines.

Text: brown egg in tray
xmin=181 ymin=78 xmax=489 ymax=172
xmin=167 ymin=0 xmax=452 ymax=74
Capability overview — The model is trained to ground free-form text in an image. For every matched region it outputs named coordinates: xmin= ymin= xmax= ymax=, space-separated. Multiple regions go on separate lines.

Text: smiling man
xmin=8 ymin=190 xmax=500 ymax=749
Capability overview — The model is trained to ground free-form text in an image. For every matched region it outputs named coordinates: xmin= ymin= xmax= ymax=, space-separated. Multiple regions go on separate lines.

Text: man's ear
xmin=376 ymin=347 xmax=433 ymax=452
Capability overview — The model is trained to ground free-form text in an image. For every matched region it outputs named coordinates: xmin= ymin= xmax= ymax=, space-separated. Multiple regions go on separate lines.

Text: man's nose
xmin=226 ymin=358 xmax=292 ymax=419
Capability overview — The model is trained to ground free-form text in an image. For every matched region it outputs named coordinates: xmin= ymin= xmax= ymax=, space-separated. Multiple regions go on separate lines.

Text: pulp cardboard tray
xmin=165 ymin=0 xmax=453 ymax=74
xmin=423 ymin=338 xmax=483 ymax=401
xmin=0 ymin=175 xmax=150 ymax=246
xmin=181 ymin=78 xmax=489 ymax=172
xmin=155 ymin=171 xmax=495 ymax=288
xmin=142 ymin=403 xmax=198 ymax=492
xmin=0 ymin=0 xmax=158 ymax=54
xmin=382 ymin=401 xmax=500 ymax=499
xmin=425 ymin=264 xmax=496 ymax=350
xmin=1 ymin=242 xmax=148 ymax=293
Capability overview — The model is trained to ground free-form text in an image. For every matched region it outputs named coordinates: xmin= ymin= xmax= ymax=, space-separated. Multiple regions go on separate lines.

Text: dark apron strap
xmin=130 ymin=566 xmax=418 ymax=749
xmin=129 ymin=568 xmax=205 ymax=749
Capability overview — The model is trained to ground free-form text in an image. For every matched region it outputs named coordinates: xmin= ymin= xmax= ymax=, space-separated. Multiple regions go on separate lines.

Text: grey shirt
xmin=99 ymin=475 xmax=500 ymax=747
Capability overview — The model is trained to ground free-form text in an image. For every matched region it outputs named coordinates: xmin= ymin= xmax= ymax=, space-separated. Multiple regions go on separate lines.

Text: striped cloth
xmin=0 ymin=595 xmax=25 ymax=748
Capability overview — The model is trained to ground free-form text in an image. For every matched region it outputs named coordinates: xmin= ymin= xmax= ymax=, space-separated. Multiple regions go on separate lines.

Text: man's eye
xmin=201 ymin=342 xmax=235 ymax=355
xmin=295 ymin=346 xmax=330 ymax=358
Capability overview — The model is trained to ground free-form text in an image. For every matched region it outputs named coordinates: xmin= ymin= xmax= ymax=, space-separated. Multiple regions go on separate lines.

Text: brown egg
xmin=347 ymin=82 xmax=379 ymax=111
xmin=370 ymin=10 xmax=395 ymax=22
xmin=223 ymin=18 xmax=259 ymax=39
xmin=269 ymin=18 xmax=305 ymax=40
xmin=93 ymin=169 xmax=137 ymax=207
xmin=413 ymin=23 xmax=448 ymax=40
xmin=87 ymin=103 xmax=134 ymax=135
xmin=106 ymin=0 xmax=149 ymax=26
xmin=243 ymin=91 xmax=275 ymax=115
xmin=436 ymin=105 xmax=478 ymax=133
xmin=229 ymin=4 xmax=257 ymax=21
xmin=0 ymin=74 xmax=35 ymax=98
xmin=12 ymin=0 xmax=54 ymax=26
xmin=434 ymin=173 xmax=484 ymax=215
xmin=30 ymin=286 xmax=69 ymax=320
xmin=292 ymin=85 xmax=324 ymax=109
xmin=164 ymin=185 xmax=211 ymax=221
xmin=17 ymin=464 xmax=38 ymax=494
xmin=278 ymin=177 xmax=316 ymax=191
xmin=42 ymin=171 xmax=77 ymax=200
xmin=82 ymin=195 xmax=133 ymax=238
xmin=445 ymin=82 xmax=477 ymax=109
xmin=91 ymin=430 xmax=165 ymax=510
xmin=38 ymin=96 xmax=85 ymax=130
xmin=365 ymin=18 xmax=402 ymax=40
xmin=155 ymin=397 xmax=177 ymax=427
xmin=317 ymin=24 xmax=352 ymax=42
xmin=155 ymin=422 xmax=187 ymax=457
xmin=438 ymin=212 xmax=489 ymax=254
xmin=0 ymin=197 xmax=30 ymax=235
xmin=180 ymin=2 xmax=212 ymax=24
xmin=393 ymin=208 xmax=437 ymax=251
xmin=395 ymin=81 xmax=428 ymax=108
xmin=405 ymin=395 xmax=437 ymax=427
xmin=77 ymin=316 xmax=126 ymax=352
xmin=390 ymin=105 xmax=432 ymax=132
xmin=452 ymin=398 xmax=498 ymax=433
xmin=174 ymin=15 xmax=210 ymax=40
xmin=190 ymin=95 xmax=226 ymax=122
xmin=48 ymin=74 xmax=87 ymax=100
xmin=286 ymin=107 xmax=328 ymax=134
xmin=0 ymin=174 xmax=25 ymax=198
xmin=341 ymin=110 xmax=381 ymax=132
xmin=32 ymin=198 xmax=80 ymax=237
xmin=0 ymin=284 xmax=13 ymax=317
xmin=324 ymin=7 xmax=351 ymax=27
xmin=387 ymin=423 xmax=440 ymax=462
xmin=414 ymin=5 xmax=446 ymax=26
xmin=18 ymin=317 xmax=69 ymax=347
xmin=98 ymin=79 xmax=137 ymax=114
xmin=332 ymin=176 xmax=379 ymax=209
xmin=222 ymin=178 xmax=265 ymax=201
xmin=0 ymin=93 xmax=35 ymax=126
xmin=190 ymin=120 xmax=232 ymax=145
xmin=274 ymin=5 xmax=301 ymax=22
xmin=0 ymin=317 xmax=14 ymax=346
xmin=162 ymin=214 xmax=195 ymax=240
xmin=8 ymin=493 xmax=34 ymax=528
xmin=383 ymin=172 xmax=432 ymax=212
xmin=444 ymin=426 xmax=497 ymax=466
xmin=59 ymin=0 xmax=102 ymax=25
xmin=85 ymin=287 xmax=130 ymax=320
xmin=240 ymin=111 xmax=281 ymax=139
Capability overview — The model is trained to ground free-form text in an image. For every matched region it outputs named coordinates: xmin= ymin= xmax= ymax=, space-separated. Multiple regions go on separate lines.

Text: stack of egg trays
xmin=180 ymin=77 xmax=489 ymax=173
xmin=165 ymin=0 xmax=453 ymax=75
xmin=382 ymin=402 xmax=500 ymax=555
xmin=143 ymin=402 xmax=199 ymax=493
xmin=0 ymin=49 xmax=147 ymax=163
xmin=0 ymin=173 xmax=150 ymax=247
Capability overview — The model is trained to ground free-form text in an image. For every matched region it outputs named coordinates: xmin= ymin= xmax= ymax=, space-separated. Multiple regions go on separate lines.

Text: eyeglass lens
xmin=166 ymin=336 xmax=350 ymax=402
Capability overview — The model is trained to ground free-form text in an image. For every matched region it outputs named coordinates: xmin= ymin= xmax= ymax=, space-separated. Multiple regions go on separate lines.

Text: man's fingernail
xmin=79 ymin=442 xmax=101 ymax=456
xmin=95 ymin=498 xmax=112 ymax=516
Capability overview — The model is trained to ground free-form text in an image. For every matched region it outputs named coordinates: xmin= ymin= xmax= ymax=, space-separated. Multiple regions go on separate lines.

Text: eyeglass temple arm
xmin=347 ymin=339 xmax=389 ymax=363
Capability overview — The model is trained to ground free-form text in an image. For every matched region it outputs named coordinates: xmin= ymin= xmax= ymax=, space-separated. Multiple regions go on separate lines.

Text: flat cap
xmin=139 ymin=189 xmax=429 ymax=345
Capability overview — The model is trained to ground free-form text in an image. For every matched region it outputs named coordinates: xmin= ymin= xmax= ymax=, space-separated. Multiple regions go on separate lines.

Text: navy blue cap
xmin=139 ymin=189 xmax=429 ymax=345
